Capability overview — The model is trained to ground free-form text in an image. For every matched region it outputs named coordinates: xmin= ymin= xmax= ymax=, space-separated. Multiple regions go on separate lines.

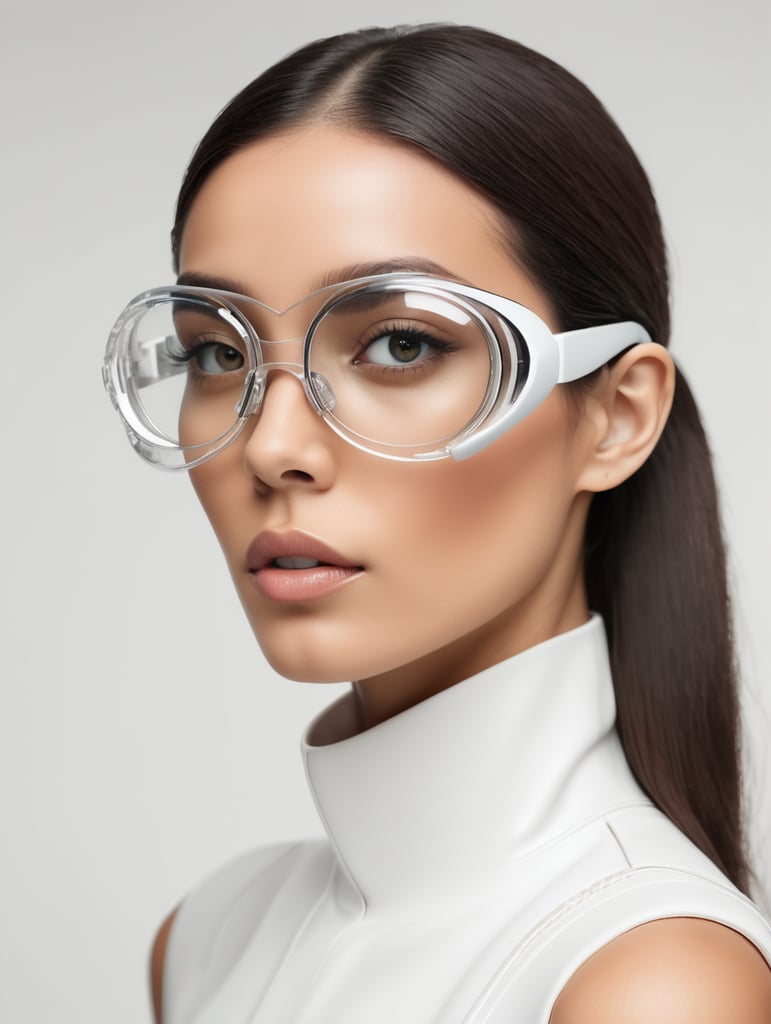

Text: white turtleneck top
xmin=163 ymin=617 xmax=771 ymax=1023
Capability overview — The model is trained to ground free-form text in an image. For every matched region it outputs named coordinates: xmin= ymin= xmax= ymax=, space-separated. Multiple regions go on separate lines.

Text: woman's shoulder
xmin=477 ymin=806 xmax=771 ymax=1022
xmin=549 ymin=916 xmax=771 ymax=1023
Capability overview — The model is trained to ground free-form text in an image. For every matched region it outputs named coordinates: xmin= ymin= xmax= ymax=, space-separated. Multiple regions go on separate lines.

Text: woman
xmin=103 ymin=24 xmax=771 ymax=1023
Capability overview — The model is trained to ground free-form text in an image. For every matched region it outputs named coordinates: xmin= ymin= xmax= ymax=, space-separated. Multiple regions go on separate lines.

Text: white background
xmin=1 ymin=1 xmax=768 ymax=1021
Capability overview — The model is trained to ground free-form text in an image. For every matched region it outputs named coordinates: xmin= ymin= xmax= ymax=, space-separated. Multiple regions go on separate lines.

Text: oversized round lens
xmin=120 ymin=294 xmax=253 ymax=456
xmin=111 ymin=282 xmax=507 ymax=463
xmin=306 ymin=285 xmax=498 ymax=451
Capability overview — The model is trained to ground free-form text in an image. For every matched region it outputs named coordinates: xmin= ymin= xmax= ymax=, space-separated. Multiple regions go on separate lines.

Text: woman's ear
xmin=575 ymin=343 xmax=675 ymax=494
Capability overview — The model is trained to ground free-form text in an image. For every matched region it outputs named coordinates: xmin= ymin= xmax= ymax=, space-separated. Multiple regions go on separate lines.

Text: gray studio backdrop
xmin=1 ymin=1 xmax=768 ymax=1021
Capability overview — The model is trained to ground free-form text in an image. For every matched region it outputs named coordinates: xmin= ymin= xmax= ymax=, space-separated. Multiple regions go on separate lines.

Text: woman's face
xmin=179 ymin=125 xmax=598 ymax=724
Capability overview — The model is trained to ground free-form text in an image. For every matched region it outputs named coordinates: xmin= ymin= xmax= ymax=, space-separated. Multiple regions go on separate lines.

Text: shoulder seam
xmin=605 ymin=821 xmax=632 ymax=868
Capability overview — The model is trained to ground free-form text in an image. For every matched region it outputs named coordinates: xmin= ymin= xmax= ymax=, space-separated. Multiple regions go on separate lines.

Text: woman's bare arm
xmin=149 ymin=909 xmax=177 ymax=1024
xmin=550 ymin=917 xmax=771 ymax=1024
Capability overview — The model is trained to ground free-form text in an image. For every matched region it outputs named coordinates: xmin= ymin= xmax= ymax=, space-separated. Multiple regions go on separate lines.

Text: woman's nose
xmin=242 ymin=369 xmax=336 ymax=491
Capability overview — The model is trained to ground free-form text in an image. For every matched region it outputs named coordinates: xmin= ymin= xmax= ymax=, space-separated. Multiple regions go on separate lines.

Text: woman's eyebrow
xmin=175 ymin=258 xmax=471 ymax=299
xmin=313 ymin=258 xmax=470 ymax=290
xmin=175 ymin=271 xmax=252 ymax=293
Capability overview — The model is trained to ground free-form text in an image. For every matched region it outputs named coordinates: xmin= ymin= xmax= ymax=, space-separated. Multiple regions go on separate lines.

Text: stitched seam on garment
xmin=463 ymin=864 xmax=771 ymax=1022
xmin=462 ymin=867 xmax=634 ymax=1022
xmin=534 ymin=867 xmax=771 ymax=1018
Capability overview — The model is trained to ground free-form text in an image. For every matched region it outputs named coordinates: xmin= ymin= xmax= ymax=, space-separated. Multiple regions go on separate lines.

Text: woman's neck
xmin=352 ymin=576 xmax=590 ymax=731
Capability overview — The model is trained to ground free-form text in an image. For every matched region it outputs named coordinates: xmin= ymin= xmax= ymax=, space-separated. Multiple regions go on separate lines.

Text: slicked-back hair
xmin=171 ymin=25 xmax=749 ymax=893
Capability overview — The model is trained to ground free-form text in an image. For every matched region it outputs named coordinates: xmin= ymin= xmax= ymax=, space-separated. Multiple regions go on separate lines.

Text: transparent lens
xmin=120 ymin=294 xmax=252 ymax=454
xmin=110 ymin=281 xmax=507 ymax=464
xmin=307 ymin=286 xmax=497 ymax=448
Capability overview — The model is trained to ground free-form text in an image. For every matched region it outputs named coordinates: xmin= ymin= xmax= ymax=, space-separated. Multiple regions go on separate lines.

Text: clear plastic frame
xmin=102 ymin=273 xmax=652 ymax=469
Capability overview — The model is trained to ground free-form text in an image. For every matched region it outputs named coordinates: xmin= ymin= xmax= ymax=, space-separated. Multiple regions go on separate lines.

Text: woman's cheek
xmin=186 ymin=389 xmax=585 ymax=684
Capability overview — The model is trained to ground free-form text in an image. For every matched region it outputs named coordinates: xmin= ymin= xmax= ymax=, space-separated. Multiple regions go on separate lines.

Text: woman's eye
xmin=191 ymin=342 xmax=245 ymax=373
xmin=358 ymin=329 xmax=441 ymax=367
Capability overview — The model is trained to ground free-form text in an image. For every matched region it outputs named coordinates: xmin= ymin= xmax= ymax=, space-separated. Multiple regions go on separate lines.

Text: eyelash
xmin=166 ymin=324 xmax=456 ymax=377
xmin=354 ymin=324 xmax=456 ymax=369
xmin=167 ymin=337 xmax=243 ymax=369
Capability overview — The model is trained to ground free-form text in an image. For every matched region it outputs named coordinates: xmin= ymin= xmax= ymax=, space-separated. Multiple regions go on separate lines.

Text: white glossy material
xmin=164 ymin=618 xmax=771 ymax=1022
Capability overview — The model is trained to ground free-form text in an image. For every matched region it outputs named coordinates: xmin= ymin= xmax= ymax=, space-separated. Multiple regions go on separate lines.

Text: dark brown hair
xmin=171 ymin=25 xmax=749 ymax=892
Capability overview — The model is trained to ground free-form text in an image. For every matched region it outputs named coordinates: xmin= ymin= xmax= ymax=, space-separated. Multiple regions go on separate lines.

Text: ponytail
xmin=584 ymin=366 xmax=749 ymax=893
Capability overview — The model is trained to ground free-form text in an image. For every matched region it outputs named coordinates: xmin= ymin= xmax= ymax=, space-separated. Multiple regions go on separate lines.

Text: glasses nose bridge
xmin=256 ymin=333 xmax=307 ymax=358
xmin=241 ymin=297 xmax=329 ymax=416
xmin=242 ymin=359 xmax=305 ymax=415
xmin=249 ymin=319 xmax=310 ymax=407
xmin=239 ymin=296 xmax=337 ymax=419
xmin=240 ymin=357 xmax=338 ymax=421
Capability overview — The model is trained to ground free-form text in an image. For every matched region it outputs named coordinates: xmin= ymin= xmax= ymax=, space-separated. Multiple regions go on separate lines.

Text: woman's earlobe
xmin=577 ymin=343 xmax=675 ymax=493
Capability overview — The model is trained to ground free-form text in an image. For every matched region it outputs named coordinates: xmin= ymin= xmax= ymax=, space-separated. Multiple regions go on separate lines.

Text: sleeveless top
xmin=162 ymin=617 xmax=771 ymax=1022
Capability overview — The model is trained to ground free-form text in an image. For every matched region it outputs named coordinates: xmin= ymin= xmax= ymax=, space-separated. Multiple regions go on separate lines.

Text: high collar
xmin=301 ymin=616 xmax=644 ymax=908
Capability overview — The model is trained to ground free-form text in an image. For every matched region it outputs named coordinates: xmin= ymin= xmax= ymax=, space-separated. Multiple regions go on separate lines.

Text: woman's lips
xmin=246 ymin=530 xmax=364 ymax=602
xmin=254 ymin=564 xmax=363 ymax=601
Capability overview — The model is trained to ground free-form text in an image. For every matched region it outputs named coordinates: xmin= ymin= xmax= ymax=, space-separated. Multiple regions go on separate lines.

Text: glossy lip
xmin=246 ymin=530 xmax=362 ymax=572
xmin=246 ymin=530 xmax=364 ymax=603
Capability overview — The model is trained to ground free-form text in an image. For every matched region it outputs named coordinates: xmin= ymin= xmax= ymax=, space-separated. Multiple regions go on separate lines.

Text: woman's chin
xmin=254 ymin=629 xmax=420 ymax=687
xmin=255 ymin=639 xmax=356 ymax=685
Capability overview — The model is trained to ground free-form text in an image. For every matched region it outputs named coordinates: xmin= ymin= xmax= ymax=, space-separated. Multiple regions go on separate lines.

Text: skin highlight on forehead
xmin=176 ymin=126 xmax=544 ymax=316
